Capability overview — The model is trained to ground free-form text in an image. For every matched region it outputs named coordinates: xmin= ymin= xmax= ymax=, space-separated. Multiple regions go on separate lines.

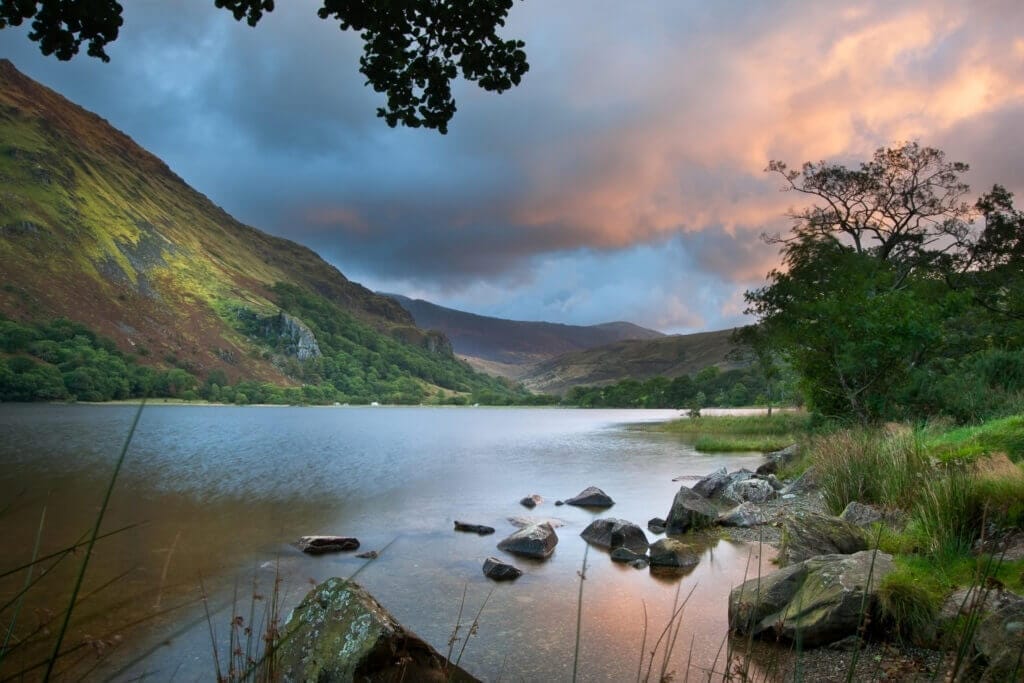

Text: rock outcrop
xmin=649 ymin=538 xmax=700 ymax=568
xmin=580 ymin=518 xmax=649 ymax=555
xmin=778 ymin=512 xmax=869 ymax=565
xmin=665 ymin=486 xmax=719 ymax=533
xmin=277 ymin=578 xmax=476 ymax=681
xmin=729 ymin=550 xmax=895 ymax=648
xmin=692 ymin=467 xmax=731 ymax=499
xmin=497 ymin=522 xmax=558 ymax=559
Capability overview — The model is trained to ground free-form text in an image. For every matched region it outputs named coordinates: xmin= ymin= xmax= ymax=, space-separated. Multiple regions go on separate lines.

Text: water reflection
xmin=0 ymin=405 xmax=776 ymax=681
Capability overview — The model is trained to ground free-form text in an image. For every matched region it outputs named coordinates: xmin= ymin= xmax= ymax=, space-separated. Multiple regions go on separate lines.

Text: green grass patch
xmin=691 ymin=435 xmax=798 ymax=453
xmin=924 ymin=414 xmax=1024 ymax=463
xmin=659 ymin=412 xmax=810 ymax=436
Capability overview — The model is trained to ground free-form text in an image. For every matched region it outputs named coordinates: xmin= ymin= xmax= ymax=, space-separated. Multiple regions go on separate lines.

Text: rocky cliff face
xmin=265 ymin=312 xmax=322 ymax=361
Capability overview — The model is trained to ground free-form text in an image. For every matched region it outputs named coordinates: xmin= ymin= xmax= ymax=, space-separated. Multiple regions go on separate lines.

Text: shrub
xmin=878 ymin=570 xmax=940 ymax=643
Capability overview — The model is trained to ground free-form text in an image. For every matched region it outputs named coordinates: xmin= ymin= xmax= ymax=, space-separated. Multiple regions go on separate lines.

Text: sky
xmin=1 ymin=1 xmax=1022 ymax=333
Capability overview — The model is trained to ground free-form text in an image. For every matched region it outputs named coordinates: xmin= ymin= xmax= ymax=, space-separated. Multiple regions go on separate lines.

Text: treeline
xmin=744 ymin=143 xmax=1024 ymax=424
xmin=564 ymin=364 xmax=800 ymax=409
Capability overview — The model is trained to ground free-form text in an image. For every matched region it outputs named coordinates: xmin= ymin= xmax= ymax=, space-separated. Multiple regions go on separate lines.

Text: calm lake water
xmin=0 ymin=405 xmax=776 ymax=681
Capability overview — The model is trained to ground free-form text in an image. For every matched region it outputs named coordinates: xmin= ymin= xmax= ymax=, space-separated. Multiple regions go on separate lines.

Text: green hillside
xmin=0 ymin=59 xmax=522 ymax=404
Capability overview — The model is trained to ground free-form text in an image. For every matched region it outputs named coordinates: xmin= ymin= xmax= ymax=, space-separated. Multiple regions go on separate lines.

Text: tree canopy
xmin=0 ymin=0 xmax=529 ymax=133
xmin=748 ymin=142 xmax=1024 ymax=423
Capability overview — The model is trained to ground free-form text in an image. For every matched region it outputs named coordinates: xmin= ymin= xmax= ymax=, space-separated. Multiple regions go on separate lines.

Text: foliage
xmin=564 ymin=362 xmax=799 ymax=409
xmin=0 ymin=0 xmax=529 ymax=133
xmin=748 ymin=143 xmax=1024 ymax=423
xmin=923 ymin=414 xmax=1024 ymax=463
xmin=810 ymin=428 xmax=930 ymax=514
xmin=877 ymin=569 xmax=940 ymax=644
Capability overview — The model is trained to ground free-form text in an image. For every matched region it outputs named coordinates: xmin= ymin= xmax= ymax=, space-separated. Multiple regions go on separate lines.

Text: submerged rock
xmin=277 ymin=577 xmax=477 ymax=682
xmin=564 ymin=486 xmax=615 ymax=508
xmin=648 ymin=517 xmax=667 ymax=534
xmin=580 ymin=518 xmax=650 ymax=555
xmin=482 ymin=557 xmax=522 ymax=581
xmin=297 ymin=536 xmax=360 ymax=554
xmin=519 ymin=494 xmax=543 ymax=509
xmin=355 ymin=550 xmax=379 ymax=559
xmin=778 ymin=512 xmax=869 ymax=566
xmin=454 ymin=521 xmax=496 ymax=535
xmin=507 ymin=515 xmax=565 ymax=529
xmin=497 ymin=522 xmax=558 ymax=559
xmin=610 ymin=547 xmax=648 ymax=565
xmin=665 ymin=486 xmax=718 ymax=534
xmin=648 ymin=538 xmax=700 ymax=568
xmin=729 ymin=550 xmax=895 ymax=648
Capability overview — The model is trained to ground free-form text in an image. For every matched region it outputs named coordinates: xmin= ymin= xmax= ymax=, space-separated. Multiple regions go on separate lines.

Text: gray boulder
xmin=723 ymin=477 xmax=778 ymax=505
xmin=839 ymin=502 xmax=883 ymax=527
xmin=729 ymin=550 xmax=895 ymax=648
xmin=580 ymin=518 xmax=649 ymax=555
xmin=975 ymin=597 xmax=1024 ymax=682
xmin=649 ymin=538 xmax=700 ymax=568
xmin=665 ymin=486 xmax=719 ymax=534
xmin=648 ymin=517 xmax=667 ymax=534
xmin=718 ymin=502 xmax=768 ymax=528
xmin=782 ymin=466 xmax=819 ymax=495
xmin=610 ymin=547 xmax=648 ymax=564
xmin=564 ymin=486 xmax=615 ymax=508
xmin=497 ymin=522 xmax=558 ymax=559
xmin=297 ymin=536 xmax=360 ymax=554
xmin=778 ymin=512 xmax=869 ymax=566
xmin=277 ymin=577 xmax=476 ymax=682
xmin=519 ymin=494 xmax=543 ymax=509
xmin=482 ymin=557 xmax=522 ymax=581
xmin=692 ymin=467 xmax=730 ymax=498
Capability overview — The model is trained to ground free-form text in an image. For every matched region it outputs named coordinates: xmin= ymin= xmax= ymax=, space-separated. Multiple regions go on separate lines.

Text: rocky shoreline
xmin=282 ymin=444 xmax=1020 ymax=681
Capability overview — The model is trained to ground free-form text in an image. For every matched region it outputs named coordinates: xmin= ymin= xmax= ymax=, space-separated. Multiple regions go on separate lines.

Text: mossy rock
xmin=779 ymin=512 xmax=870 ymax=566
xmin=277 ymin=577 xmax=476 ymax=682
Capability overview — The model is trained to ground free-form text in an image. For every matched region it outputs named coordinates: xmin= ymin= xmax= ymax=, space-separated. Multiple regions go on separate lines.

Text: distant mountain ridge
xmin=521 ymin=329 xmax=741 ymax=395
xmin=383 ymin=293 xmax=664 ymax=366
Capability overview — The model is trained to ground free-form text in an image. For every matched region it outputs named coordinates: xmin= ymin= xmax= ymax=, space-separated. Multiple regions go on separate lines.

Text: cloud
xmin=1 ymin=0 xmax=1022 ymax=332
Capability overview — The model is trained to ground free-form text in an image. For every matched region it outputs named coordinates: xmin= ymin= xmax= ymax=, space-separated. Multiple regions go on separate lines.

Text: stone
xmin=974 ymin=595 xmax=1024 ymax=682
xmin=665 ymin=486 xmax=719 ymax=534
xmin=580 ymin=518 xmax=650 ymax=555
xmin=649 ymin=538 xmax=701 ymax=568
xmin=564 ymin=486 xmax=615 ymax=508
xmin=297 ymin=535 xmax=360 ymax=554
xmin=277 ymin=578 xmax=477 ymax=682
xmin=453 ymin=521 xmax=495 ymax=535
xmin=507 ymin=516 xmax=565 ymax=529
xmin=497 ymin=522 xmax=558 ymax=559
xmin=555 ymin=500 xmax=565 ymax=506
xmin=839 ymin=502 xmax=883 ymax=527
xmin=755 ymin=460 xmax=778 ymax=476
xmin=482 ymin=556 xmax=522 ymax=581
xmin=722 ymin=477 xmax=778 ymax=505
xmin=648 ymin=517 xmax=667 ymax=534
xmin=355 ymin=550 xmax=378 ymax=559
xmin=610 ymin=547 xmax=648 ymax=564
xmin=692 ymin=467 xmax=730 ymax=498
xmin=767 ymin=474 xmax=785 ymax=491
xmin=767 ymin=444 xmax=800 ymax=466
xmin=729 ymin=550 xmax=895 ymax=648
xmin=782 ymin=466 xmax=818 ymax=495
xmin=778 ymin=512 xmax=869 ymax=566
xmin=519 ymin=494 xmax=543 ymax=509
xmin=718 ymin=502 xmax=768 ymax=528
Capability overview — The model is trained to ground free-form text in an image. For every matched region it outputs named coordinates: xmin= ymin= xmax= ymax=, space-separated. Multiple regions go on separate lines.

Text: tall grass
xmin=812 ymin=428 xmax=929 ymax=514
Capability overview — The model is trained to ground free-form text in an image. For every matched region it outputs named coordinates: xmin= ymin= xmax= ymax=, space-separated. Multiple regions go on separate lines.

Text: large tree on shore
xmin=747 ymin=143 xmax=982 ymax=422
xmin=0 ymin=0 xmax=529 ymax=133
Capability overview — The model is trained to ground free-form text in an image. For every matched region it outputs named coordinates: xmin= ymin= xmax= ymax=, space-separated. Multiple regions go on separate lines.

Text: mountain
xmin=383 ymin=293 xmax=664 ymax=373
xmin=521 ymin=329 xmax=740 ymax=395
xmin=0 ymin=60 xmax=518 ymax=403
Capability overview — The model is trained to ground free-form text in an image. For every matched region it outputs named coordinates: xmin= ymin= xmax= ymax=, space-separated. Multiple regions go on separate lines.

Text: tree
xmin=0 ymin=0 xmax=529 ymax=133
xmin=749 ymin=143 xmax=975 ymax=422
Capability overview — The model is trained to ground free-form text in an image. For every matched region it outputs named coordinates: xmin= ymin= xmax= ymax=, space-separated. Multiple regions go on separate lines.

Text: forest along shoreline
xmin=264 ymin=412 xmax=1024 ymax=681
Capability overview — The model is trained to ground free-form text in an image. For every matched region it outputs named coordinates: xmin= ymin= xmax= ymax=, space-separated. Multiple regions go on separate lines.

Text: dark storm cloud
xmin=1 ymin=0 xmax=1022 ymax=330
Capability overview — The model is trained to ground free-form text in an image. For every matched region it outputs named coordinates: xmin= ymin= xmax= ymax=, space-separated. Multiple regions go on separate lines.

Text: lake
xmin=0 ymin=405 xmax=776 ymax=681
